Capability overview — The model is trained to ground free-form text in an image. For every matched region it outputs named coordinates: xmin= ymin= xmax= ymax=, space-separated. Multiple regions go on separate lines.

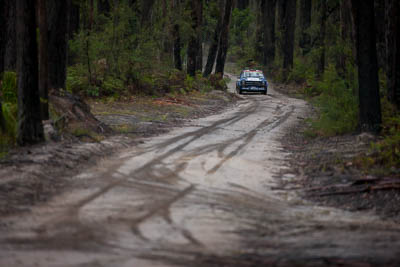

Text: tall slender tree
xmin=351 ymin=0 xmax=382 ymax=132
xmin=215 ymin=0 xmax=233 ymax=76
xmin=47 ymin=0 xmax=69 ymax=91
xmin=386 ymin=0 xmax=400 ymax=108
xmin=278 ymin=0 xmax=296 ymax=73
xmin=4 ymin=0 xmax=16 ymax=71
xmin=317 ymin=0 xmax=327 ymax=76
xmin=38 ymin=0 xmax=49 ymax=120
xmin=16 ymin=0 xmax=44 ymax=145
xmin=0 ymin=0 xmax=5 ymax=75
xmin=204 ymin=0 xmax=225 ymax=77
xmin=195 ymin=1 xmax=203 ymax=72
xmin=262 ymin=0 xmax=277 ymax=66
xmin=187 ymin=0 xmax=202 ymax=76
xmin=172 ymin=0 xmax=182 ymax=70
xmin=299 ymin=0 xmax=311 ymax=55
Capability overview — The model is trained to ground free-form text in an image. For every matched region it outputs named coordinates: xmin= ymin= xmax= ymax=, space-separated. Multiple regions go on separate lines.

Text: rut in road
xmin=1 ymin=84 xmax=400 ymax=267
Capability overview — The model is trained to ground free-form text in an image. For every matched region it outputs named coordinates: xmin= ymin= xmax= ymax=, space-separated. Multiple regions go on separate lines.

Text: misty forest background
xmin=0 ymin=0 xmax=399 ymax=171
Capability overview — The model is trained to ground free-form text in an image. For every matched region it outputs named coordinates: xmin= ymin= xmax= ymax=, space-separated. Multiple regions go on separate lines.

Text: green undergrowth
xmin=355 ymin=99 xmax=400 ymax=172
xmin=305 ymin=65 xmax=358 ymax=136
xmin=0 ymin=72 xmax=18 ymax=155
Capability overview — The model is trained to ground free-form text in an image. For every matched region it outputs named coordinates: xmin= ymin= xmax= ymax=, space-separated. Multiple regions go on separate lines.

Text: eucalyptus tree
xmin=351 ymin=0 xmax=382 ymax=132
xmin=16 ymin=0 xmax=44 ymax=145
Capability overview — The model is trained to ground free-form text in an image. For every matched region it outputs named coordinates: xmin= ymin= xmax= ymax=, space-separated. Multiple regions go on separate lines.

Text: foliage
xmin=369 ymin=99 xmax=400 ymax=169
xmin=1 ymin=72 xmax=18 ymax=103
xmin=307 ymin=65 xmax=358 ymax=136
xmin=0 ymin=72 xmax=18 ymax=152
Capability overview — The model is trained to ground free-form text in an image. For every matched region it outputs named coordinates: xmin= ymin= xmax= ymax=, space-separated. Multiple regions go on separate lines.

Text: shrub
xmin=308 ymin=65 xmax=358 ymax=136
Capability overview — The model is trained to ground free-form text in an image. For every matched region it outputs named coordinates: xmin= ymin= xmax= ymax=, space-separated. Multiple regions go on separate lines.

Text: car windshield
xmin=243 ymin=72 xmax=264 ymax=78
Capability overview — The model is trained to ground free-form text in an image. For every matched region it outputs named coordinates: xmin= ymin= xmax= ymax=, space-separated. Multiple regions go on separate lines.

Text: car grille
xmin=245 ymin=81 xmax=263 ymax=87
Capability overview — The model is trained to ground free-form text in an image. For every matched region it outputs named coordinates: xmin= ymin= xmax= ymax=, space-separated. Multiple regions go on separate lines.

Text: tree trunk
xmin=195 ymin=0 xmax=203 ymax=72
xmin=351 ymin=0 xmax=382 ymax=132
xmin=4 ymin=0 xmax=17 ymax=71
xmin=278 ymin=0 xmax=296 ymax=72
xmin=68 ymin=1 xmax=80 ymax=39
xmin=204 ymin=0 xmax=225 ymax=77
xmin=38 ymin=0 xmax=49 ymax=120
xmin=16 ymin=0 xmax=44 ymax=145
xmin=317 ymin=0 xmax=327 ymax=76
xmin=172 ymin=0 xmax=182 ymax=70
xmin=0 ymin=0 xmax=5 ymax=75
xmin=262 ymin=0 xmax=277 ymax=66
xmin=299 ymin=0 xmax=311 ymax=55
xmin=47 ymin=0 xmax=69 ymax=91
xmin=140 ymin=0 xmax=156 ymax=27
xmin=386 ymin=0 xmax=400 ymax=108
xmin=254 ymin=0 xmax=264 ymax=58
xmin=215 ymin=0 xmax=233 ymax=76
xmin=98 ymin=0 xmax=111 ymax=16
xmin=187 ymin=0 xmax=202 ymax=76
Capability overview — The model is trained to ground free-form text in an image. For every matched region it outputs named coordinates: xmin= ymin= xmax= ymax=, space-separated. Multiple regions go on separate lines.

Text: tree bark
xmin=140 ymin=0 xmax=156 ymax=27
xmin=47 ymin=0 xmax=69 ymax=91
xmin=351 ymin=0 xmax=382 ymax=132
xmin=299 ymin=0 xmax=311 ymax=55
xmin=386 ymin=0 xmax=400 ymax=108
xmin=278 ymin=0 xmax=296 ymax=72
xmin=215 ymin=0 xmax=233 ymax=76
xmin=172 ymin=0 xmax=182 ymax=70
xmin=4 ymin=0 xmax=17 ymax=71
xmin=195 ymin=0 xmax=203 ymax=72
xmin=204 ymin=0 xmax=225 ymax=77
xmin=262 ymin=0 xmax=277 ymax=66
xmin=187 ymin=0 xmax=202 ymax=76
xmin=317 ymin=0 xmax=327 ymax=76
xmin=38 ymin=0 xmax=49 ymax=120
xmin=16 ymin=0 xmax=44 ymax=145
xmin=68 ymin=1 xmax=80 ymax=39
xmin=0 ymin=0 xmax=5 ymax=75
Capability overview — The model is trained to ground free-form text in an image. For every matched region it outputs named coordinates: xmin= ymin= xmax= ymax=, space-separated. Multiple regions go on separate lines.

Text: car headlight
xmin=241 ymin=80 xmax=245 ymax=85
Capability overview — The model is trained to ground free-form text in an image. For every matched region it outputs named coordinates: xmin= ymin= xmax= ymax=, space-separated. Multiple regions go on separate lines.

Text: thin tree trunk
xmin=317 ymin=0 xmax=327 ymax=76
xmin=0 ymin=0 xmax=5 ymax=75
xmin=48 ymin=0 xmax=69 ymax=91
xmin=278 ymin=0 xmax=296 ymax=73
xmin=299 ymin=0 xmax=311 ymax=55
xmin=262 ymin=0 xmax=277 ymax=66
xmin=187 ymin=0 xmax=202 ymax=76
xmin=38 ymin=0 xmax=49 ymax=120
xmin=16 ymin=0 xmax=44 ymax=145
xmin=172 ymin=0 xmax=182 ymax=70
xmin=254 ymin=0 xmax=264 ymax=57
xmin=351 ymin=0 xmax=382 ymax=132
xmin=386 ymin=0 xmax=400 ymax=108
xmin=215 ymin=0 xmax=233 ymax=76
xmin=195 ymin=0 xmax=203 ymax=72
xmin=140 ymin=0 xmax=156 ymax=27
xmin=68 ymin=1 xmax=80 ymax=39
xmin=204 ymin=0 xmax=225 ymax=77
xmin=4 ymin=0 xmax=16 ymax=71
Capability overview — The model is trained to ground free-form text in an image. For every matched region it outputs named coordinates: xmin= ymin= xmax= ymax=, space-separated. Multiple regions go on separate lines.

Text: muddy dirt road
xmin=1 ymin=78 xmax=400 ymax=266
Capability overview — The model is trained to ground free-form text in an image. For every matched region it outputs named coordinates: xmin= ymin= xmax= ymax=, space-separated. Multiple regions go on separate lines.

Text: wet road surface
xmin=1 ymin=78 xmax=400 ymax=266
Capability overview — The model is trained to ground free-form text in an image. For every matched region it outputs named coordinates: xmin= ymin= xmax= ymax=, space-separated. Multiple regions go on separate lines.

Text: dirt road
xmin=1 ymin=78 xmax=400 ymax=266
